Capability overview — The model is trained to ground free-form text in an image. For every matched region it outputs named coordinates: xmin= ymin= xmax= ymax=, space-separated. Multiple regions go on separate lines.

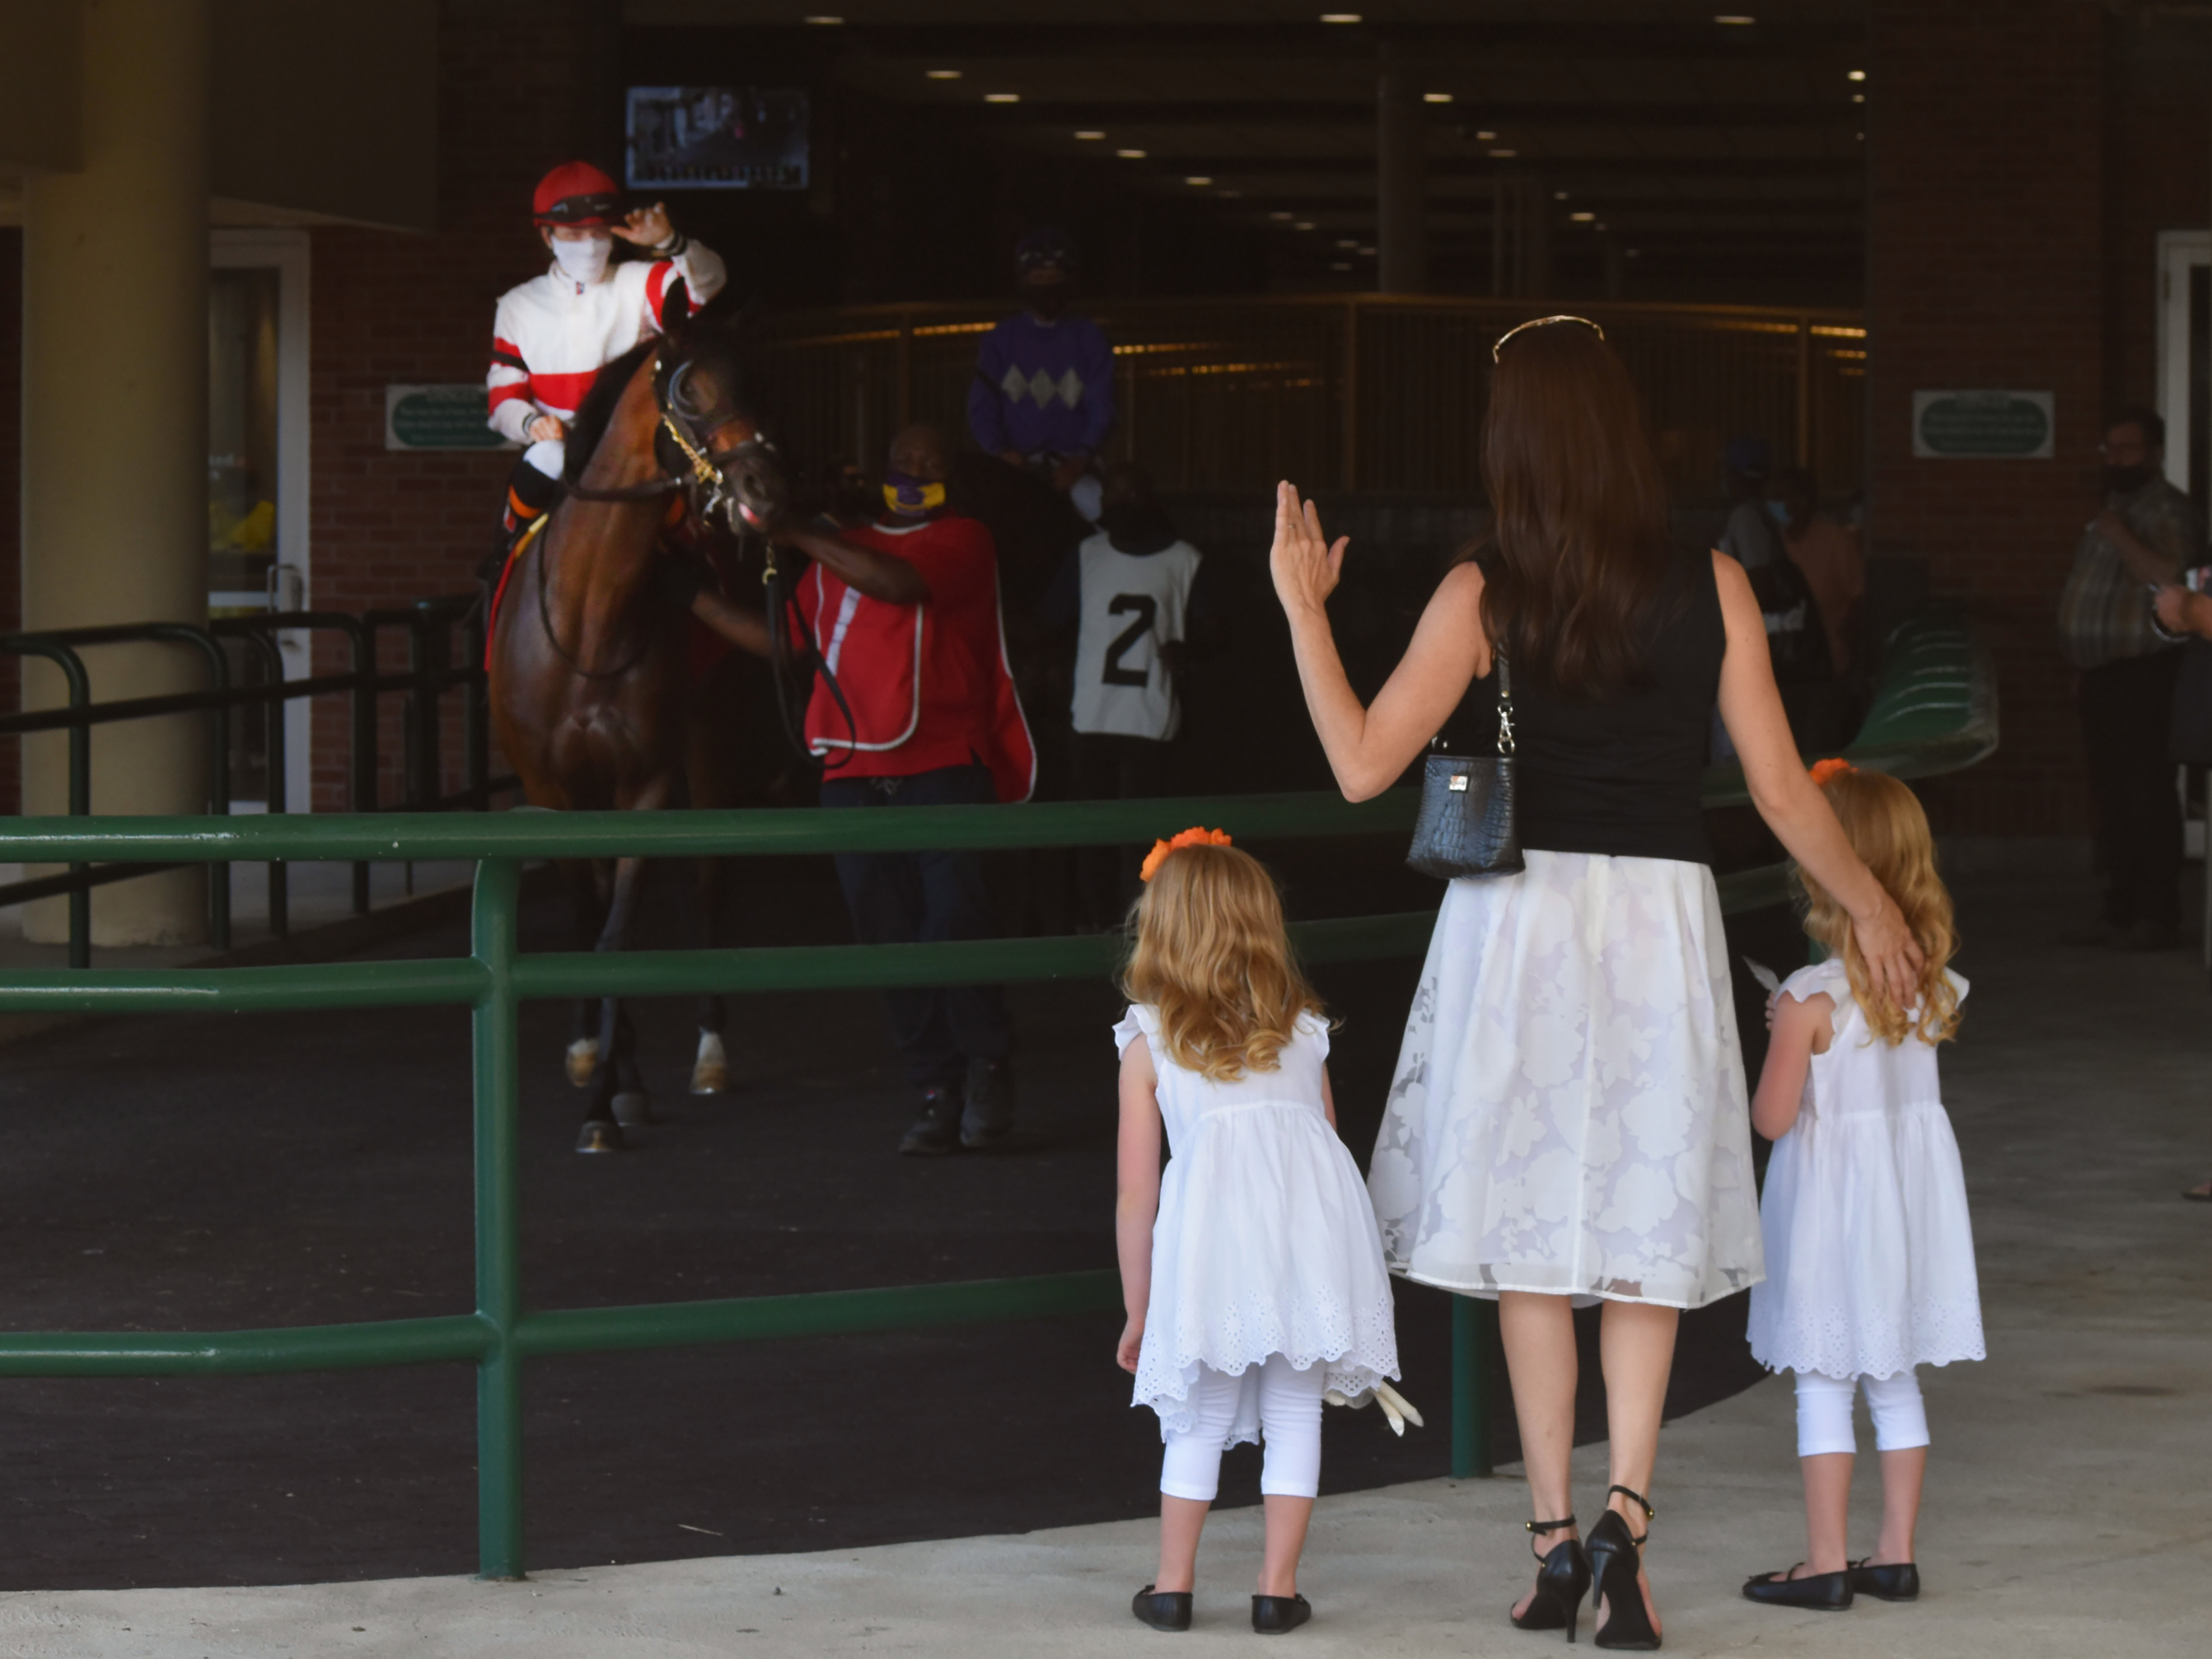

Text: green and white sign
xmin=1911 ymin=390 xmax=2054 ymax=459
xmin=385 ymin=384 xmax=518 ymax=452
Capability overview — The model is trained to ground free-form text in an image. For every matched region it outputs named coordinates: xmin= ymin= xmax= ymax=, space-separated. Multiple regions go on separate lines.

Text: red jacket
xmin=798 ymin=514 xmax=1035 ymax=803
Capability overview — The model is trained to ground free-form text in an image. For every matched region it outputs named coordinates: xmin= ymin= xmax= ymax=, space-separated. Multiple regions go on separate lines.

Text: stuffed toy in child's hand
xmin=1323 ymin=1380 xmax=1425 ymax=1436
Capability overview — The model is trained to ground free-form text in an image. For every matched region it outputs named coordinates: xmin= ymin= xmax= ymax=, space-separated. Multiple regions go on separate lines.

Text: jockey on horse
xmin=487 ymin=160 xmax=727 ymax=547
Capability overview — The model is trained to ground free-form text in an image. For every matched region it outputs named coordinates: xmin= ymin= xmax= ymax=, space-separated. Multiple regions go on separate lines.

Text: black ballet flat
xmin=1511 ymin=1513 xmax=1591 ymax=1642
xmin=1741 ymin=1565 xmax=1854 ymax=1610
xmin=1132 ymin=1585 xmax=1193 ymax=1631
xmin=1847 ymin=1560 xmax=1920 ymax=1602
xmin=1588 ymin=1486 xmax=1661 ymax=1650
xmin=1251 ymin=1592 xmax=1311 ymax=1634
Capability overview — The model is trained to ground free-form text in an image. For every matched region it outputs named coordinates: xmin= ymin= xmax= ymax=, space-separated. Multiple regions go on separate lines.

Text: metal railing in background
xmin=0 ymin=612 xmax=1996 ymax=1579
xmin=751 ymin=295 xmax=1868 ymax=505
xmin=0 ymin=594 xmax=515 ymax=967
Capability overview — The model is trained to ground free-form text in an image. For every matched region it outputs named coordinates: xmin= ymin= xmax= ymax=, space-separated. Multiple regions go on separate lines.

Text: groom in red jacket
xmin=679 ymin=425 xmax=1034 ymax=1156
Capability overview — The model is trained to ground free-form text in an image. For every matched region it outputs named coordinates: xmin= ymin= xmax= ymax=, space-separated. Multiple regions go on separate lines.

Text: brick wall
xmin=302 ymin=0 xmax=610 ymax=811
xmin=1866 ymin=0 xmax=2112 ymax=837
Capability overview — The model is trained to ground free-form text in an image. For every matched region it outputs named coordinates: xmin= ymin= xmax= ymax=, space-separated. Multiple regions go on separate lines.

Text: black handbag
xmin=1406 ymin=650 xmax=1523 ymax=880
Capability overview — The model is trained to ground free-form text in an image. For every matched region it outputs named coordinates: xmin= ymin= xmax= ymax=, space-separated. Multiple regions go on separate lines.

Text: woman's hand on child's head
xmin=1853 ymin=892 xmax=1926 ymax=1009
xmin=1116 ymin=1317 xmax=1145 ymax=1375
xmin=1764 ymin=989 xmax=1780 ymax=1032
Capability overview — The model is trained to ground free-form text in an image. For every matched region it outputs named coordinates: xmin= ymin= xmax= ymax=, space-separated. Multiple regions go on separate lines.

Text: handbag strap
xmin=1495 ymin=649 xmax=1516 ymax=757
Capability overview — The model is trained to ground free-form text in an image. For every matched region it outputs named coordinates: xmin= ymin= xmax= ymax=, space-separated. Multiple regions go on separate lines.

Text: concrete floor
xmin=0 ymin=872 xmax=2205 ymax=1656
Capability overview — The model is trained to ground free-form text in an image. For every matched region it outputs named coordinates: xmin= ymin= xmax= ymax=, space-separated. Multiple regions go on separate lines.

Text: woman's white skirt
xmin=1367 ymin=850 xmax=1765 ymax=1309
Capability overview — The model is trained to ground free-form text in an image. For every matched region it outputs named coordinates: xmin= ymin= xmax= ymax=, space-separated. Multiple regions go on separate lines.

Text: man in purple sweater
xmin=967 ymin=230 xmax=1116 ymax=518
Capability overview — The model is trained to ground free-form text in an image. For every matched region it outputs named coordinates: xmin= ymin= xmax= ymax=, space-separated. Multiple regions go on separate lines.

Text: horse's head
xmin=659 ymin=326 xmax=788 ymax=538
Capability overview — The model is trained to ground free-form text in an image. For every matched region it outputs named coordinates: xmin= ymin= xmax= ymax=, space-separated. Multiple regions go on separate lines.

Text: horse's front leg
xmin=577 ymin=852 xmax=653 ymax=1152
xmin=566 ymin=858 xmax=610 ymax=1089
xmin=690 ymin=853 xmax=730 ymax=1095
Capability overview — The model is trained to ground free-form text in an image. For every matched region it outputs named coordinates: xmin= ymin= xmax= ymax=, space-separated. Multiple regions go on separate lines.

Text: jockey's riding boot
xmin=961 ymin=1055 xmax=1015 ymax=1149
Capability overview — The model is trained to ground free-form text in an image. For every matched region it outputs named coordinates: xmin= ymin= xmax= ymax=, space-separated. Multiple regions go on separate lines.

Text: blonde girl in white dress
xmin=1115 ymin=830 xmax=1400 ymax=1637
xmin=1268 ymin=317 xmax=1924 ymax=1650
xmin=1741 ymin=762 xmax=1983 ymax=1612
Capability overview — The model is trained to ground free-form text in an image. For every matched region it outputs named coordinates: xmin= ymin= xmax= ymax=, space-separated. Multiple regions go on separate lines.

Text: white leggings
xmin=1160 ymin=1354 xmax=1326 ymax=1502
xmin=1794 ymin=1369 xmax=1929 ymax=1458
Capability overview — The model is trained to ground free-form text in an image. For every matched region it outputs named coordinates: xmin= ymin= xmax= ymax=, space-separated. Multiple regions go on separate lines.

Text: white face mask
xmin=549 ymin=233 xmax=612 ymax=286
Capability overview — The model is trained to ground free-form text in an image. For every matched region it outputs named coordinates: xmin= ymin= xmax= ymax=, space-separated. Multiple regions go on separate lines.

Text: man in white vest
xmin=1038 ymin=463 xmax=1214 ymax=927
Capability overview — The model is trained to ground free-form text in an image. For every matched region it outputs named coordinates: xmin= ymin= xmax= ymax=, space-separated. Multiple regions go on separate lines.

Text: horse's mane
xmin=561 ymin=335 xmax=663 ymax=487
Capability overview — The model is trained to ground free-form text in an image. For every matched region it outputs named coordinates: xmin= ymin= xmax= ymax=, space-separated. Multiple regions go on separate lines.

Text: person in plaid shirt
xmin=2056 ymin=407 xmax=2202 ymax=949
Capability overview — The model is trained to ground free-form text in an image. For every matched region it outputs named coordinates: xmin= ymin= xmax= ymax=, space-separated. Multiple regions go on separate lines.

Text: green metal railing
xmin=0 ymin=611 xmax=1996 ymax=1580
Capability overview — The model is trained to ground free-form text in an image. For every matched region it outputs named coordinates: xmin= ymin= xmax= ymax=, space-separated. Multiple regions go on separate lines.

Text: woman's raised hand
xmin=1270 ymin=481 xmax=1349 ymax=619
xmin=1852 ymin=891 xmax=1927 ymax=1011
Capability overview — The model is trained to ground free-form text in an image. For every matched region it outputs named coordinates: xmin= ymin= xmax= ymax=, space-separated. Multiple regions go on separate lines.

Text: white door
xmin=210 ymin=228 xmax=311 ymax=814
xmin=2156 ymin=230 xmax=2209 ymax=499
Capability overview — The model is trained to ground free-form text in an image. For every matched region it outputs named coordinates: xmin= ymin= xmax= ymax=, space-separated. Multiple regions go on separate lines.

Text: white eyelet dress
xmin=1119 ymin=1005 xmax=1401 ymax=1446
xmin=1747 ymin=960 xmax=1985 ymax=1379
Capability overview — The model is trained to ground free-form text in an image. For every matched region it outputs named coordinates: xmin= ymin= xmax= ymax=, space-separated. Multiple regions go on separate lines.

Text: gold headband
xmin=1491 ymin=314 xmax=1606 ymax=361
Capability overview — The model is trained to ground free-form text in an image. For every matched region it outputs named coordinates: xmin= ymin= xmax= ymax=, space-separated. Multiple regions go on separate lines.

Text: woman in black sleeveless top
xmin=1271 ymin=318 xmax=1919 ymax=1649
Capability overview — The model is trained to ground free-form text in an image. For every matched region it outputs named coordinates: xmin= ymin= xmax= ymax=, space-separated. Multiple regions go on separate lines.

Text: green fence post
xmin=471 ymin=857 xmax=526 ymax=1578
xmin=1450 ymin=1293 xmax=1494 ymax=1480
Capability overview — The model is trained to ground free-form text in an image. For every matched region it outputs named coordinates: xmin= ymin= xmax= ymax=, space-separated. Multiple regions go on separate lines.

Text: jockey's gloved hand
xmin=651 ymin=554 xmax=710 ymax=612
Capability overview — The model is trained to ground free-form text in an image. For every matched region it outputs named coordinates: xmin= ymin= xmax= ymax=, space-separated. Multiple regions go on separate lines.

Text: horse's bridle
xmin=535 ymin=345 xmax=783 ymax=679
xmin=561 ymin=348 xmax=782 ymax=533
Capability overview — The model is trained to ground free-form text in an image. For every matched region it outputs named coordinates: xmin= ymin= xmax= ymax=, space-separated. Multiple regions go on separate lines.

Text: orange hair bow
xmin=1139 ymin=826 xmax=1233 ymax=883
xmin=1809 ymin=757 xmax=1857 ymax=786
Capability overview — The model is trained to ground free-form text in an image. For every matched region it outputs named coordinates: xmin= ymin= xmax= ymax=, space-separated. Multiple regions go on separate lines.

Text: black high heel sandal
xmin=1587 ymin=1485 xmax=1659 ymax=1652
xmin=1510 ymin=1513 xmax=1591 ymax=1642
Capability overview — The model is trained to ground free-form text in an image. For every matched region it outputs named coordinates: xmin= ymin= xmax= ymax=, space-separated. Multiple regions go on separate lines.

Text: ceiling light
xmin=1295 ymin=221 xmax=1316 ymax=230
xmin=1594 ymin=222 xmax=1607 ymax=231
xmin=1331 ymin=261 xmax=1353 ymax=271
xmin=1848 ymin=69 xmax=1866 ymax=81
xmin=803 ymin=13 xmax=843 ymax=22
xmin=985 ymin=92 xmax=1021 ymax=103
xmin=926 ymin=69 xmax=962 ymax=80
xmin=1855 ymin=131 xmax=1865 ymax=141
xmin=1714 ymin=13 xmax=1756 ymax=22
xmin=1219 ymin=188 xmax=1243 ymax=197
xmin=1270 ymin=210 xmax=1294 ymax=221
xmin=1424 ymin=92 xmax=1453 ymax=104
xmin=1571 ymin=211 xmax=1595 ymax=222
xmin=1117 ymin=147 xmax=1146 ymax=158
xmin=1185 ymin=175 xmax=1213 ymax=185
xmin=1627 ymin=248 xmax=1642 ymax=258
xmin=1074 ymin=130 xmax=1106 ymax=140
xmin=1475 ymin=129 xmax=1498 ymax=141
xmin=1489 ymin=148 xmax=1518 ymax=158
xmin=1320 ymin=12 xmax=1362 ymax=21
xmin=1357 ymin=245 xmax=1375 ymax=255
xmin=1336 ymin=238 xmax=1359 ymax=248
xmin=1554 ymin=190 xmax=1570 ymax=200
xmin=1852 ymin=93 xmax=1865 ymax=103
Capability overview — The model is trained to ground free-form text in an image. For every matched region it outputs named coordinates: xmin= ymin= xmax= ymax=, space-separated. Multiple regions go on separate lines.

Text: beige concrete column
xmin=21 ymin=0 xmax=212 ymax=945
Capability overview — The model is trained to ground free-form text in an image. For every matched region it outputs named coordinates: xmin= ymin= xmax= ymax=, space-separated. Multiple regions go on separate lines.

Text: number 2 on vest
xmin=1102 ymin=593 xmax=1159 ymax=686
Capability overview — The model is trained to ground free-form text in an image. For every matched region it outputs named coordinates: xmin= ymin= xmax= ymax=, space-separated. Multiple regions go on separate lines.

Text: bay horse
xmin=487 ymin=317 xmax=788 ymax=1152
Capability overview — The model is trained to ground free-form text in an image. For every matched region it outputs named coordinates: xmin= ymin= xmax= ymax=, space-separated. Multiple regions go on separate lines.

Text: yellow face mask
xmin=883 ymin=473 xmax=947 ymax=517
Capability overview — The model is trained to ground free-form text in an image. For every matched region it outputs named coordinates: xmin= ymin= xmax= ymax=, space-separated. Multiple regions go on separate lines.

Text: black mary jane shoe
xmin=1587 ymin=1486 xmax=1661 ymax=1650
xmin=1741 ymin=1565 xmax=1854 ymax=1611
xmin=1132 ymin=1585 xmax=1193 ymax=1631
xmin=1251 ymin=1592 xmax=1312 ymax=1635
xmin=1846 ymin=1559 xmax=1920 ymax=1602
xmin=1510 ymin=1513 xmax=1591 ymax=1642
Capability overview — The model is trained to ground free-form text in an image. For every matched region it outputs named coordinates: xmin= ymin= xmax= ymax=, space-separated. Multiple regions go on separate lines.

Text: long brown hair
xmin=1477 ymin=319 xmax=1673 ymax=701
xmin=1120 ymin=843 xmax=1326 ymax=1082
xmin=1796 ymin=768 xmax=1962 ymax=1047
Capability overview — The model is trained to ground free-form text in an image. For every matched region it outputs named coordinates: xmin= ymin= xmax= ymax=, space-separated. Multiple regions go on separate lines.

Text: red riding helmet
xmin=532 ymin=161 xmax=622 ymax=227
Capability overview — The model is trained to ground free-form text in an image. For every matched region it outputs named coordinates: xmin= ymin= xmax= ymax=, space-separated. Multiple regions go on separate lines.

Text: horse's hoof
xmin=575 ymin=1120 xmax=626 ymax=1154
xmin=612 ymin=1090 xmax=654 ymax=1128
xmin=690 ymin=1031 xmax=729 ymax=1096
xmin=566 ymin=1038 xmax=599 ymax=1089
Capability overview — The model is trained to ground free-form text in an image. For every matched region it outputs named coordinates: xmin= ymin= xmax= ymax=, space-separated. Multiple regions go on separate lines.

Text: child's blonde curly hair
xmin=1120 ymin=842 xmax=1326 ymax=1082
xmin=1796 ymin=766 xmax=1962 ymax=1047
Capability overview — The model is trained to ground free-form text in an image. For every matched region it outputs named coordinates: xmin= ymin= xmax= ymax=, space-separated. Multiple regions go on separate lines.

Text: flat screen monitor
xmin=626 ymin=86 xmax=809 ymax=191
